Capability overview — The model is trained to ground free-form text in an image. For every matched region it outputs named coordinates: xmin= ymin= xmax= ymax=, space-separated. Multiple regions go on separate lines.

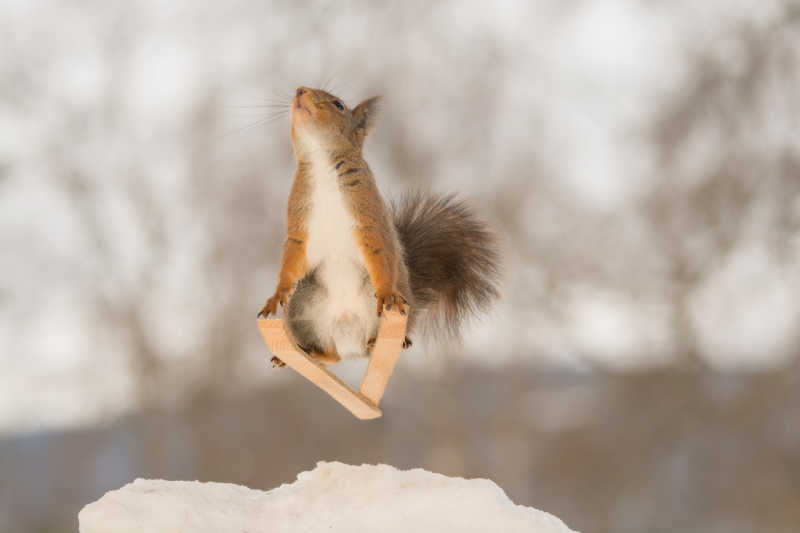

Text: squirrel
xmin=258 ymin=86 xmax=500 ymax=366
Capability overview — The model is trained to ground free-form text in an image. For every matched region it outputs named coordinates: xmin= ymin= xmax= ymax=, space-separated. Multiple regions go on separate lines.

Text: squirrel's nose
xmin=296 ymin=87 xmax=308 ymax=97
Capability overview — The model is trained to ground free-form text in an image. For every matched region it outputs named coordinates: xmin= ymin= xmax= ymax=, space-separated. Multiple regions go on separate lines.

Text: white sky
xmin=1 ymin=0 xmax=796 ymax=434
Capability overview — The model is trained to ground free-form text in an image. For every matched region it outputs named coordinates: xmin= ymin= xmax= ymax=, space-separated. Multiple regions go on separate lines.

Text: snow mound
xmin=79 ymin=461 xmax=576 ymax=532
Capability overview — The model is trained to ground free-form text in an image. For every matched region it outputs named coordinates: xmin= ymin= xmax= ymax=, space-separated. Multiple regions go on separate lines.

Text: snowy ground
xmin=79 ymin=462 xmax=576 ymax=533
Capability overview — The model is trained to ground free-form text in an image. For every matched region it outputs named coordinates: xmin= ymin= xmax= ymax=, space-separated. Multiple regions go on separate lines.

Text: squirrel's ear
xmin=353 ymin=96 xmax=381 ymax=144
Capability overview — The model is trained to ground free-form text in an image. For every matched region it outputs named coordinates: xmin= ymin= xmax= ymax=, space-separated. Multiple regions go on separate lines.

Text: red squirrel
xmin=258 ymin=87 xmax=500 ymax=366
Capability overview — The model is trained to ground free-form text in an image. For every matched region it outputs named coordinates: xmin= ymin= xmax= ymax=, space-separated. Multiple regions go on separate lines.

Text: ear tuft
xmin=353 ymin=96 xmax=381 ymax=143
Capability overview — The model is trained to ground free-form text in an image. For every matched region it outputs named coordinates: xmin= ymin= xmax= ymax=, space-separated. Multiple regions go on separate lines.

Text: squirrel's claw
xmin=375 ymin=291 xmax=408 ymax=317
xmin=258 ymin=291 xmax=289 ymax=318
xmin=257 ymin=300 xmax=276 ymax=318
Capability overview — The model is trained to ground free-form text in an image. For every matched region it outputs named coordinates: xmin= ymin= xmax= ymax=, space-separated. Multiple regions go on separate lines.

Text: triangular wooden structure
xmin=257 ymin=310 xmax=408 ymax=419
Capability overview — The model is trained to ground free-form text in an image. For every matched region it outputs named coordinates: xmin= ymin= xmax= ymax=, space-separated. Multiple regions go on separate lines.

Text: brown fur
xmin=258 ymin=87 xmax=410 ymax=322
xmin=259 ymin=87 xmax=500 ymax=363
xmin=392 ymin=191 xmax=501 ymax=340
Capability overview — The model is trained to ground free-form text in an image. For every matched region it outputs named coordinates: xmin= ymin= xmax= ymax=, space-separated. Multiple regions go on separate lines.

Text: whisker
xmin=320 ymin=73 xmax=332 ymax=92
xmin=321 ymin=72 xmax=341 ymax=94
xmin=225 ymin=103 xmax=290 ymax=109
xmin=217 ymin=111 xmax=290 ymax=140
xmin=267 ymin=88 xmax=294 ymax=101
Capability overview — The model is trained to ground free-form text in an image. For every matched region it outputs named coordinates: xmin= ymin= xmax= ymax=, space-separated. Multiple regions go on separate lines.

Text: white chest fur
xmin=304 ymin=151 xmax=362 ymax=284
xmin=302 ymin=147 xmax=378 ymax=359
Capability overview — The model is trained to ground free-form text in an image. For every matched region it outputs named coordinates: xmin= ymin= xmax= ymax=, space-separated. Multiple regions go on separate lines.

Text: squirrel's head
xmin=291 ymin=86 xmax=380 ymax=155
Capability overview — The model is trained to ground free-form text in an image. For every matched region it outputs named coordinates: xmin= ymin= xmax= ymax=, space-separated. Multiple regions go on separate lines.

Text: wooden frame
xmin=257 ymin=310 xmax=408 ymax=419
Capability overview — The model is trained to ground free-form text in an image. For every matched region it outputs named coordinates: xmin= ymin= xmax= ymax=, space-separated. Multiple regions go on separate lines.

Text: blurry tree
xmin=643 ymin=6 xmax=800 ymax=365
xmin=1 ymin=0 xmax=799 ymax=426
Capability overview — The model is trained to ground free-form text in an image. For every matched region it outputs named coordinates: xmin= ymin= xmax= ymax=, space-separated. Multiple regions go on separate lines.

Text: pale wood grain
xmin=256 ymin=310 xmax=407 ymax=420
xmin=359 ymin=311 xmax=407 ymax=405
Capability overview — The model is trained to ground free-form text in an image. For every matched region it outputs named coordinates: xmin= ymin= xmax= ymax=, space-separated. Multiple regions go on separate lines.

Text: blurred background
xmin=2 ymin=1 xmax=800 ymax=532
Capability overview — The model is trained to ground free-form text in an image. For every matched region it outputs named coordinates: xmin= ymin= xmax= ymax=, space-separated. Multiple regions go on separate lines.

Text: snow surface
xmin=79 ymin=461 xmax=576 ymax=533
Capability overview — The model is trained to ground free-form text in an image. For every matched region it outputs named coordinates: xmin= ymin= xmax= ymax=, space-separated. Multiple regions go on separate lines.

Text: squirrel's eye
xmin=332 ymin=100 xmax=344 ymax=111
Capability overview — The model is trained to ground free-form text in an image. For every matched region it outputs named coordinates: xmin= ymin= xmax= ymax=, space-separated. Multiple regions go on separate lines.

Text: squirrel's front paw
xmin=375 ymin=289 xmax=408 ymax=316
xmin=257 ymin=291 xmax=289 ymax=318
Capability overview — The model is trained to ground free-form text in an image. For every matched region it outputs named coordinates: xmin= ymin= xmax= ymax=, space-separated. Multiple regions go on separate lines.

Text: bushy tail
xmin=392 ymin=191 xmax=501 ymax=340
